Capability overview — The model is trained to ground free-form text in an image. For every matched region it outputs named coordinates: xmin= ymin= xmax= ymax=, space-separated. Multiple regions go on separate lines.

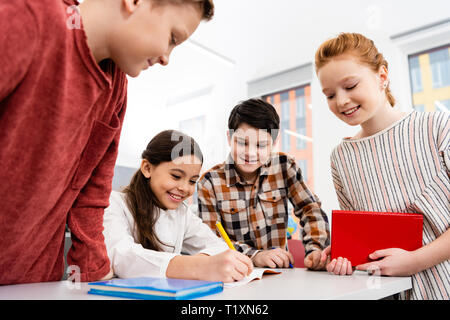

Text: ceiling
xmin=118 ymin=0 xmax=450 ymax=166
xmin=128 ymin=0 xmax=450 ymax=100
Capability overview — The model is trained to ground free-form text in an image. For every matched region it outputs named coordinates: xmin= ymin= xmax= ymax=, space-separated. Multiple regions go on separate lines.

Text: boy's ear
xmin=140 ymin=159 xmax=152 ymax=179
xmin=123 ymin=0 xmax=141 ymax=14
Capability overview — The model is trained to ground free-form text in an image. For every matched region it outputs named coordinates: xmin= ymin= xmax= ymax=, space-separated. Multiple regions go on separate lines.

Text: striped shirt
xmin=331 ymin=111 xmax=450 ymax=300
xmin=197 ymin=152 xmax=330 ymax=258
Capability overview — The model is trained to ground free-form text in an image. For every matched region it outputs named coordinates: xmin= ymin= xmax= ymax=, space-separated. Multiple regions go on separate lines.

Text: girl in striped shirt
xmin=314 ymin=32 xmax=449 ymax=300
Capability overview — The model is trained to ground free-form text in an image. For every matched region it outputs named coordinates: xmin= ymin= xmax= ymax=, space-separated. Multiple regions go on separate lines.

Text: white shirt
xmin=103 ymin=191 xmax=229 ymax=278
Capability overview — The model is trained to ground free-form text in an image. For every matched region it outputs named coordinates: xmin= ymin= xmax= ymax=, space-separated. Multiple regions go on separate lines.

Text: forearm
xmin=297 ymin=203 xmax=331 ymax=253
xmin=166 ymin=255 xmax=208 ymax=280
xmin=414 ymin=228 xmax=450 ymax=272
xmin=67 ymin=207 xmax=111 ymax=282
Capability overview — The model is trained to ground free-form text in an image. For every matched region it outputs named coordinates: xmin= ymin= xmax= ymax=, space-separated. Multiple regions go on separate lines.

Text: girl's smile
xmin=342 ymin=105 xmax=361 ymax=116
xmin=167 ymin=191 xmax=186 ymax=203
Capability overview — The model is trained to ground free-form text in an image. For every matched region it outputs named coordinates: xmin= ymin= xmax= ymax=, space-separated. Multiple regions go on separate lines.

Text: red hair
xmin=315 ymin=32 xmax=395 ymax=107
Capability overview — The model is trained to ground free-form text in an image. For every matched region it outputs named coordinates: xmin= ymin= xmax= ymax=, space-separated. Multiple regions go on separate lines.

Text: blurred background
xmin=112 ymin=0 xmax=450 ymax=231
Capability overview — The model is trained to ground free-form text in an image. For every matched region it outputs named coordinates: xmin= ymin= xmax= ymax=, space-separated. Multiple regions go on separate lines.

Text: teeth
xmin=344 ymin=106 xmax=359 ymax=115
xmin=169 ymin=193 xmax=182 ymax=200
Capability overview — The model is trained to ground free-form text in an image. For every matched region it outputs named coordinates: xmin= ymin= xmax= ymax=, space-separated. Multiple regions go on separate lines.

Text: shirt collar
xmin=260 ymin=157 xmax=272 ymax=176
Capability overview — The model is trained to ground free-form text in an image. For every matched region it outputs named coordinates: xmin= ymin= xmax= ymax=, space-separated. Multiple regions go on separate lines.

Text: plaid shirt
xmin=197 ymin=152 xmax=330 ymax=258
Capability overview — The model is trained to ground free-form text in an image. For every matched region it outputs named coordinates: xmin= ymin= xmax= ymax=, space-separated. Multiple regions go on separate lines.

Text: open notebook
xmin=224 ymin=268 xmax=282 ymax=288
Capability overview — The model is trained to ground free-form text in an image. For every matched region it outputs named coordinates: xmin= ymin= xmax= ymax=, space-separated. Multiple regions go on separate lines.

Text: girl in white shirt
xmin=103 ymin=130 xmax=253 ymax=282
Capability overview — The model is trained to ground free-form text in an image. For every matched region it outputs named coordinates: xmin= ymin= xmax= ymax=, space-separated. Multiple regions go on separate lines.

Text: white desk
xmin=0 ymin=269 xmax=411 ymax=300
xmin=202 ymin=269 xmax=411 ymax=300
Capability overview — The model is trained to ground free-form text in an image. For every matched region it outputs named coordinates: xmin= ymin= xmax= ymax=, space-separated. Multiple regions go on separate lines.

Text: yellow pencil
xmin=215 ymin=221 xmax=236 ymax=250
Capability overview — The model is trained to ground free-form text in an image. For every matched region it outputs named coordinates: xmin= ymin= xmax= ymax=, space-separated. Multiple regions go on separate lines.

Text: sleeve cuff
xmin=304 ymin=243 xmax=323 ymax=257
xmin=241 ymin=247 xmax=260 ymax=259
xmin=78 ymin=259 xmax=111 ymax=282
xmin=159 ymin=253 xmax=181 ymax=278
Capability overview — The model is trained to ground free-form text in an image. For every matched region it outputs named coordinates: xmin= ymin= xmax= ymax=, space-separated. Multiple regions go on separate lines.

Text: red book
xmin=331 ymin=210 xmax=423 ymax=266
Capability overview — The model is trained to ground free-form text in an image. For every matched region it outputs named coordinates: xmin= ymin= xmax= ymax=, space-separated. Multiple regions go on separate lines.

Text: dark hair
xmin=228 ymin=98 xmax=280 ymax=141
xmin=123 ymin=130 xmax=203 ymax=251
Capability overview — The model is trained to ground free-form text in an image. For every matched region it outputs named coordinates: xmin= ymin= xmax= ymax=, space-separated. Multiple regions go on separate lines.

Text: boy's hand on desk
xmin=304 ymin=247 xmax=328 ymax=271
xmin=252 ymin=248 xmax=294 ymax=268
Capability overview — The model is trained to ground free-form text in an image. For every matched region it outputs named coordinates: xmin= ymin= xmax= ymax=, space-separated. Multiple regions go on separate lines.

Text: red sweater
xmin=0 ymin=0 xmax=128 ymax=284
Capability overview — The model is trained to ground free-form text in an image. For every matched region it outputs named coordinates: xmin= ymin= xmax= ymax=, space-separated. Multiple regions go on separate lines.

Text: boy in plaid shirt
xmin=197 ymin=98 xmax=330 ymax=269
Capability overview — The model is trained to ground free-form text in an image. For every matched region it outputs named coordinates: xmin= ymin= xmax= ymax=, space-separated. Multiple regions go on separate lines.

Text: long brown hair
xmin=315 ymin=32 xmax=396 ymax=107
xmin=123 ymin=130 xmax=203 ymax=251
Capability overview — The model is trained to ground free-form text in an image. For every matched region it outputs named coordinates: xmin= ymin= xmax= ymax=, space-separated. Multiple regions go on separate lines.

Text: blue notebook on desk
xmin=88 ymin=277 xmax=223 ymax=300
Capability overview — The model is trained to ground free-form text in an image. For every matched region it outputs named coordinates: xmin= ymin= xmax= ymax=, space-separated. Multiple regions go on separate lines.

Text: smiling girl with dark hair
xmin=103 ymin=130 xmax=253 ymax=282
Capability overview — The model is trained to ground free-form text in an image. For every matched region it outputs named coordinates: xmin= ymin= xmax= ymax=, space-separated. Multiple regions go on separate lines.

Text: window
xmin=262 ymin=84 xmax=313 ymax=188
xmin=436 ymin=99 xmax=450 ymax=112
xmin=297 ymin=159 xmax=308 ymax=182
xmin=295 ymin=88 xmax=307 ymax=150
xmin=413 ymin=104 xmax=425 ymax=112
xmin=429 ymin=47 xmax=450 ymax=88
xmin=407 ymin=44 xmax=450 ymax=112
xmin=263 ymin=85 xmax=313 ymax=242
xmin=280 ymin=92 xmax=290 ymax=151
xmin=408 ymin=56 xmax=423 ymax=93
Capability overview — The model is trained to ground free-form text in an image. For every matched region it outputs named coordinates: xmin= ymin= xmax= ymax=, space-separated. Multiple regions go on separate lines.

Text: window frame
xmin=391 ymin=19 xmax=450 ymax=112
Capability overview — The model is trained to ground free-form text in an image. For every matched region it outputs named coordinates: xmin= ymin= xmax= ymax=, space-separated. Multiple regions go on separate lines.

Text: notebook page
xmin=224 ymin=268 xmax=281 ymax=288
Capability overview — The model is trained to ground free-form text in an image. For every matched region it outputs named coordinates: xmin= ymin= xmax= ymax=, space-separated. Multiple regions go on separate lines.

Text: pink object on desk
xmin=287 ymin=239 xmax=305 ymax=268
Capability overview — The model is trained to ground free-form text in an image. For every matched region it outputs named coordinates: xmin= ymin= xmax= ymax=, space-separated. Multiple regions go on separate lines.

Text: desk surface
xmin=0 ymin=269 xmax=411 ymax=300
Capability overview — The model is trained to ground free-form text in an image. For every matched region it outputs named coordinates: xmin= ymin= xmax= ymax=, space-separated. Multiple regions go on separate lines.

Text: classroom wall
xmin=114 ymin=1 xmax=450 ymax=220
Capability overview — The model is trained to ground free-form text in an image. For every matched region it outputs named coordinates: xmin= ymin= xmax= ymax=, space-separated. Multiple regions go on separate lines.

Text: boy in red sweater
xmin=0 ymin=0 xmax=214 ymax=284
